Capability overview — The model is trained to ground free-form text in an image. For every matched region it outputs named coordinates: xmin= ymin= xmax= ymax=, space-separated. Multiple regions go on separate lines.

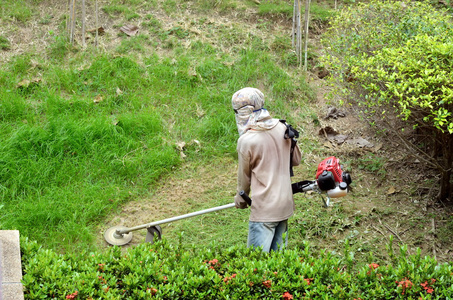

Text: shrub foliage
xmin=21 ymin=238 xmax=453 ymax=299
xmin=321 ymin=0 xmax=453 ymax=201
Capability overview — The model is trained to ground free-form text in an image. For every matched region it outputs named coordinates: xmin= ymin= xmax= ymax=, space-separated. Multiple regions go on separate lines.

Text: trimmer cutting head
xmin=104 ymin=225 xmax=133 ymax=246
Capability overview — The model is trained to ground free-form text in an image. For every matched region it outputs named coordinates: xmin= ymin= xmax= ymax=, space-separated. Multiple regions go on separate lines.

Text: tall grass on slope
xmin=1 ymin=43 xmax=312 ymax=252
xmin=0 ymin=112 xmax=178 ymax=251
xmin=0 ymin=55 xmax=183 ymax=252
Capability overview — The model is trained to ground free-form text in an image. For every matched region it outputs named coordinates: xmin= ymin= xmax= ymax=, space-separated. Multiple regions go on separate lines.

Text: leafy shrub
xmin=21 ymin=237 xmax=453 ymax=299
xmin=320 ymin=0 xmax=453 ymax=201
xmin=322 ymin=0 xmax=453 ymax=70
xmin=349 ymin=35 xmax=453 ymax=134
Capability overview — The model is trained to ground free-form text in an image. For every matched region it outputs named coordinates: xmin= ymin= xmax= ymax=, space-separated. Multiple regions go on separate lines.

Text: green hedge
xmin=21 ymin=238 xmax=453 ymax=299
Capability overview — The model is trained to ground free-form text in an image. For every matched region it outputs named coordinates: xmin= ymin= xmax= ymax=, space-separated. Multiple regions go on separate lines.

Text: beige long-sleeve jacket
xmin=234 ymin=121 xmax=302 ymax=222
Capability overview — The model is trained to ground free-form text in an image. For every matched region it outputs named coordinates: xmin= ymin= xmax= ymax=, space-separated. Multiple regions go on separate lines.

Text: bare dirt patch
xmin=98 ymin=157 xmax=238 ymax=249
xmin=306 ymin=73 xmax=453 ymax=263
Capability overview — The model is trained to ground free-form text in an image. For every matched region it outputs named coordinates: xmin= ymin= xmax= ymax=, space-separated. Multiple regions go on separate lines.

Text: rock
xmin=325 ymin=106 xmax=346 ymax=120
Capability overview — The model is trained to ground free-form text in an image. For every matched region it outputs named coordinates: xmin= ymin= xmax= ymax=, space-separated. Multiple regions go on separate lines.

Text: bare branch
xmin=383 ymin=118 xmax=444 ymax=171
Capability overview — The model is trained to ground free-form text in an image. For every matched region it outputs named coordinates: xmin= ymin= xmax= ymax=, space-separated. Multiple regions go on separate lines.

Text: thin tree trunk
xmin=292 ymin=0 xmax=296 ymax=48
xmin=82 ymin=0 xmax=86 ymax=47
xmin=67 ymin=0 xmax=71 ymax=38
xmin=70 ymin=0 xmax=76 ymax=44
xmin=438 ymin=134 xmax=453 ymax=201
xmin=296 ymin=0 xmax=301 ymax=65
xmin=303 ymin=0 xmax=311 ymax=71
xmin=438 ymin=169 xmax=451 ymax=201
xmin=95 ymin=0 xmax=99 ymax=48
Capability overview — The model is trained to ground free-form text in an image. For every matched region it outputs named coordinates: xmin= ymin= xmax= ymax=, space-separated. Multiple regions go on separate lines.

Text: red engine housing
xmin=316 ymin=156 xmax=343 ymax=183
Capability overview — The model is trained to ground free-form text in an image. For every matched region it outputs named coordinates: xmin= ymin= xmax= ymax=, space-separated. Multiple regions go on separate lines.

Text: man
xmin=232 ymin=87 xmax=301 ymax=252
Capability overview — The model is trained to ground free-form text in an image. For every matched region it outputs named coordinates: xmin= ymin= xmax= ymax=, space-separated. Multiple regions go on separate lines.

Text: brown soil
xmin=100 ymin=157 xmax=238 ymax=248
xmin=306 ymin=76 xmax=453 ymax=263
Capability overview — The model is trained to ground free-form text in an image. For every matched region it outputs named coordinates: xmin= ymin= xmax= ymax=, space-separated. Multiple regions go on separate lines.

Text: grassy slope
xmin=2 ymin=0 xmax=452 ymax=265
xmin=0 ymin=0 xmax=319 ymax=252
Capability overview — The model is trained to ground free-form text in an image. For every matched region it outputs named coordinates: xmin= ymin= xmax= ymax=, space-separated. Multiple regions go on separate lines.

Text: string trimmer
xmin=104 ymin=156 xmax=352 ymax=246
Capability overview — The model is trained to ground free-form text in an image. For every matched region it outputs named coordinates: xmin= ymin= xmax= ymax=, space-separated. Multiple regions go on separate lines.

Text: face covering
xmin=232 ymin=87 xmax=279 ymax=136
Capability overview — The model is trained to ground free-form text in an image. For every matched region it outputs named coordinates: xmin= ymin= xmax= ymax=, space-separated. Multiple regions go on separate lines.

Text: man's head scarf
xmin=231 ymin=87 xmax=279 ymax=136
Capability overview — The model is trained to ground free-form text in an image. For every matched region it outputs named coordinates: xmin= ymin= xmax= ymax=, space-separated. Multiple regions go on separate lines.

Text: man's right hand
xmin=235 ymin=198 xmax=248 ymax=209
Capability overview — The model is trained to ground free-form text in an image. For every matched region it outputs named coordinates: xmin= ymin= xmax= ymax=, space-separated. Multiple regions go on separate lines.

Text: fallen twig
xmin=378 ymin=218 xmax=411 ymax=254
xmin=382 ymin=223 xmax=403 ymax=243
xmin=372 ymin=225 xmax=385 ymax=237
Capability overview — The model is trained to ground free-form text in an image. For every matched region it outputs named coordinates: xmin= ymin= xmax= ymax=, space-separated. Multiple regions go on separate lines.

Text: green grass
xmin=310 ymin=2 xmax=336 ymax=22
xmin=0 ymin=36 xmax=11 ymax=50
xmin=1 ymin=0 xmax=36 ymax=22
xmin=355 ymin=153 xmax=387 ymax=179
xmin=257 ymin=0 xmax=335 ymax=21
xmin=258 ymin=0 xmax=293 ymax=16
xmin=0 ymin=0 xmax=315 ymax=253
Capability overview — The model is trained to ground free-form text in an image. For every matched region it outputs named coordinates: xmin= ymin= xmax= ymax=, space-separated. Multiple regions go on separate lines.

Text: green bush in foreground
xmin=21 ymin=237 xmax=453 ymax=299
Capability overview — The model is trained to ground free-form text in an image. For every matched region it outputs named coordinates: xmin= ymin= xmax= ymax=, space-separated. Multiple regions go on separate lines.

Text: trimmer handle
xmin=292 ymin=180 xmax=316 ymax=194
xmin=240 ymin=181 xmax=315 ymax=206
xmin=239 ymin=190 xmax=252 ymax=206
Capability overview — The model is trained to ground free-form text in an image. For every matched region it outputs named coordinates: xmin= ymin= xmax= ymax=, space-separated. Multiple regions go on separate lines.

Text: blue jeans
xmin=247 ymin=220 xmax=288 ymax=252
